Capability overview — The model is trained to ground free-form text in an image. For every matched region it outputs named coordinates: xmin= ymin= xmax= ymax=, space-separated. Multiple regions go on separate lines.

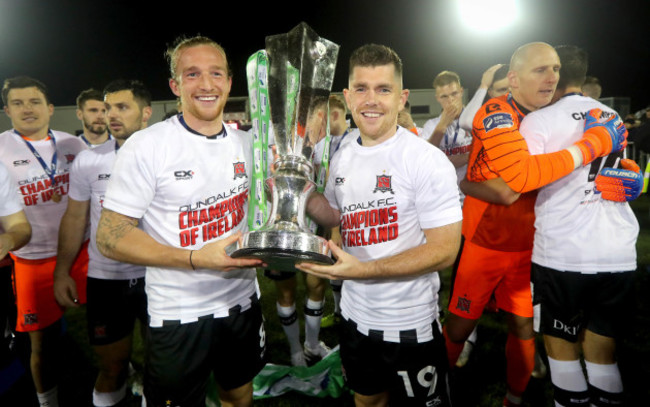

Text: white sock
xmin=93 ymin=382 xmax=127 ymax=406
xmin=584 ymin=360 xmax=623 ymax=393
xmin=548 ymin=357 xmax=589 ymax=406
xmin=304 ymin=299 xmax=324 ymax=349
xmin=36 ymin=386 xmax=59 ymax=407
xmin=277 ymin=303 xmax=302 ymax=355
xmin=467 ymin=325 xmax=478 ymax=343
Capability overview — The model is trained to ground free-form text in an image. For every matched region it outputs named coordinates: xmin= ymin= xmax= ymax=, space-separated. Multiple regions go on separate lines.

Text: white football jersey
xmin=103 ymin=116 xmax=258 ymax=326
xmin=68 ymin=140 xmax=145 ymax=280
xmin=0 ymin=161 xmax=22 ymax=217
xmin=521 ymin=94 xmax=638 ymax=273
xmin=421 ymin=116 xmax=471 ymax=202
xmin=325 ymin=127 xmax=462 ymax=339
xmin=0 ymin=130 xmax=87 ymax=259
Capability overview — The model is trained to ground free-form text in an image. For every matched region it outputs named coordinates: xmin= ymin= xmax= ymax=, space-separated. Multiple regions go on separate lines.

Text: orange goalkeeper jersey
xmin=463 ymin=94 xmax=574 ymax=252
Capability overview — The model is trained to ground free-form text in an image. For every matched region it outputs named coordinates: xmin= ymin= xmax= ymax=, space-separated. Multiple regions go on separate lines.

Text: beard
xmin=84 ymin=120 xmax=107 ymax=136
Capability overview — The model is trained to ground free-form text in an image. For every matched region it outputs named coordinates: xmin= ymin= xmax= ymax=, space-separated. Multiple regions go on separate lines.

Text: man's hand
xmin=439 ymin=99 xmax=463 ymax=128
xmin=192 ymin=232 xmax=264 ymax=271
xmin=480 ymin=64 xmax=504 ymax=89
xmin=575 ymin=109 xmax=627 ymax=165
xmin=595 ymin=159 xmax=643 ymax=202
xmin=53 ymin=272 xmax=80 ymax=308
xmin=295 ymin=240 xmax=366 ymax=280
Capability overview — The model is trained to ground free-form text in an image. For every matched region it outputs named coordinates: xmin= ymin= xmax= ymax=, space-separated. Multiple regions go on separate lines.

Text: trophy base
xmin=231 ymin=230 xmax=334 ymax=272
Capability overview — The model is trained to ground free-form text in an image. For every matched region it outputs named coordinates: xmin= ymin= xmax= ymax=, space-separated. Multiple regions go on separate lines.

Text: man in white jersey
xmin=421 ymin=71 xmax=472 ymax=204
xmin=298 ymin=43 xmax=462 ymax=407
xmin=0 ymin=162 xmax=31 ymax=258
xmin=75 ymin=88 xmax=110 ymax=147
xmin=53 ymin=79 xmax=152 ymax=407
xmin=0 ymin=76 xmax=88 ymax=407
xmin=0 ymin=161 xmax=32 ymax=367
xmin=520 ymin=45 xmax=639 ymax=407
xmin=96 ymin=36 xmax=264 ymax=407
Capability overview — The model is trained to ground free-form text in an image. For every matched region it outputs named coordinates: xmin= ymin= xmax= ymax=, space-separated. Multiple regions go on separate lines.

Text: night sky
xmin=1 ymin=0 xmax=647 ymax=111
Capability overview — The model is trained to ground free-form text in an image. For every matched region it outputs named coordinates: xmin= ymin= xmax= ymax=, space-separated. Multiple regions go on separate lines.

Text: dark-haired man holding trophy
xmin=298 ymin=44 xmax=462 ymax=407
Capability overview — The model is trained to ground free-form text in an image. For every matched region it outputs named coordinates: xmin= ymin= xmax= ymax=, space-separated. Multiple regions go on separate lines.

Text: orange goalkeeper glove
xmin=574 ymin=109 xmax=627 ymax=165
xmin=595 ymin=159 xmax=643 ymax=202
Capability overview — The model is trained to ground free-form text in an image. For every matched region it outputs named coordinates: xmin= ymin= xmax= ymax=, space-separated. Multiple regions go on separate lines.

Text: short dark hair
xmin=103 ymin=79 xmax=152 ymax=107
xmin=433 ymin=71 xmax=461 ymax=89
xmin=555 ymin=45 xmax=588 ymax=89
xmin=349 ymin=44 xmax=403 ymax=80
xmin=76 ymin=88 xmax=104 ymax=110
xmin=492 ymin=64 xmax=510 ymax=84
xmin=2 ymin=76 xmax=50 ymax=106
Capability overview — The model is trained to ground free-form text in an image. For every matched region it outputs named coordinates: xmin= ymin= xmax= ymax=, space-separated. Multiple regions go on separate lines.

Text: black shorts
xmin=143 ymin=298 xmax=266 ymax=407
xmin=340 ymin=318 xmax=451 ymax=406
xmin=86 ymin=277 xmax=147 ymax=346
xmin=532 ymin=263 xmax=634 ymax=342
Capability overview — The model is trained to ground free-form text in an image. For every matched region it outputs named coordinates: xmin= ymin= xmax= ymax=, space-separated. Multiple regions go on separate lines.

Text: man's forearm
xmin=97 ymin=208 xmax=192 ymax=269
xmin=306 ymin=192 xmax=340 ymax=229
xmin=0 ymin=211 xmax=31 ymax=257
xmin=428 ymin=125 xmax=446 ymax=147
xmin=448 ymin=153 xmax=469 ymax=168
xmin=0 ymin=223 xmax=31 ymax=253
xmin=366 ymin=221 xmax=461 ymax=278
xmin=54 ymin=211 xmax=89 ymax=276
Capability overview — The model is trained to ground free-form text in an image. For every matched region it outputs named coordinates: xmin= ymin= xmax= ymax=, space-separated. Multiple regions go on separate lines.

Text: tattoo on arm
xmin=97 ymin=209 xmax=138 ymax=258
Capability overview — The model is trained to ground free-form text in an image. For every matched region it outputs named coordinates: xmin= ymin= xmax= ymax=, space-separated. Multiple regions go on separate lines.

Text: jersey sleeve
xmin=102 ymin=136 xmax=157 ymax=219
xmin=67 ymin=151 xmax=92 ymax=202
xmin=519 ymin=113 xmax=547 ymax=155
xmin=473 ymin=101 xmax=575 ymax=193
xmin=414 ymin=147 xmax=462 ymax=229
xmin=459 ymin=88 xmax=487 ymax=133
xmin=0 ymin=162 xmax=22 ymax=217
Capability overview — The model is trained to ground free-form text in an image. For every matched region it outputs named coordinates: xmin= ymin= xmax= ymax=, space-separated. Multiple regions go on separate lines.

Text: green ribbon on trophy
xmin=246 ymin=51 xmax=270 ymax=231
xmin=247 ymin=51 xmax=331 ymax=234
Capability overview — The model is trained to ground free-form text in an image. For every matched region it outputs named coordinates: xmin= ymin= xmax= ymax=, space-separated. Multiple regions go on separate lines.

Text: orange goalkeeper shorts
xmin=11 ymin=241 xmax=89 ymax=332
xmin=448 ymin=239 xmax=533 ymax=320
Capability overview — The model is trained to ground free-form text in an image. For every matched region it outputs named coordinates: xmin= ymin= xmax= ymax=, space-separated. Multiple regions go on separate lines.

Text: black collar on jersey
xmin=178 ymin=113 xmax=228 ymax=140
xmin=506 ymin=93 xmax=531 ymax=122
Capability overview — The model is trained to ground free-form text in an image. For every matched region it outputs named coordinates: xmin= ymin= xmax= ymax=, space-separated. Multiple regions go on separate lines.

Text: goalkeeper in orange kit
xmin=443 ymin=42 xmax=627 ymax=407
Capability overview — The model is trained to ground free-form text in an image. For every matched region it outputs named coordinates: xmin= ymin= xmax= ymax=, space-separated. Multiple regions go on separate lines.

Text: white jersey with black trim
xmin=103 ymin=116 xmax=258 ymax=326
xmin=68 ymin=140 xmax=145 ymax=280
xmin=0 ymin=161 xmax=22 ymax=217
xmin=421 ymin=116 xmax=471 ymax=197
xmin=324 ymin=126 xmax=462 ymax=339
xmin=521 ymin=94 xmax=638 ymax=273
xmin=0 ymin=130 xmax=87 ymax=259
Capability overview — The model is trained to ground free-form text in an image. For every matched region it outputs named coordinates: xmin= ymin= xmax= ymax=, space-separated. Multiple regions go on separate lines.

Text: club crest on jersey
xmin=23 ymin=312 xmax=38 ymax=325
xmin=483 ymin=112 xmax=513 ymax=133
xmin=65 ymin=154 xmax=76 ymax=163
xmin=456 ymin=296 xmax=471 ymax=314
xmin=373 ymin=174 xmax=394 ymax=194
xmin=233 ymin=162 xmax=248 ymax=180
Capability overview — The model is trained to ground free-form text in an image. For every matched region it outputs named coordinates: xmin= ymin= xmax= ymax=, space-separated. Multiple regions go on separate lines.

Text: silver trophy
xmin=231 ymin=22 xmax=339 ymax=272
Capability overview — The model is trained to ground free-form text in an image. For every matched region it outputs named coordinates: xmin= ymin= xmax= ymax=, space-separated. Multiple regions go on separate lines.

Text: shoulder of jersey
xmin=51 ymin=129 xmax=77 ymax=139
